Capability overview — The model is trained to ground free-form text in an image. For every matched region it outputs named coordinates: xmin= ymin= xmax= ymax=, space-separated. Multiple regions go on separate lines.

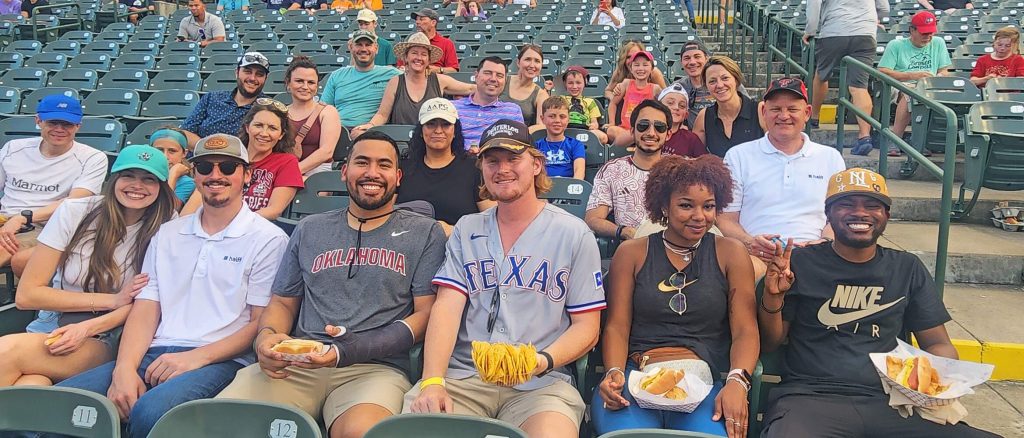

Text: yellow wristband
xmin=420 ymin=377 xmax=446 ymax=389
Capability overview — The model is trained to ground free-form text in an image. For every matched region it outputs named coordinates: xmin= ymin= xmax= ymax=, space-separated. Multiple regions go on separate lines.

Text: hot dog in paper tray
xmin=627 ymin=367 xmax=713 ymax=413
xmin=869 ymin=339 xmax=994 ymax=407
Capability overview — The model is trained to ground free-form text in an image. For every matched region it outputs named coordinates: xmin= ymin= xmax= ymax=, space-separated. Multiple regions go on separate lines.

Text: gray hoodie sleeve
xmin=804 ymin=0 xmax=823 ymax=36
xmin=876 ymin=0 xmax=890 ymax=23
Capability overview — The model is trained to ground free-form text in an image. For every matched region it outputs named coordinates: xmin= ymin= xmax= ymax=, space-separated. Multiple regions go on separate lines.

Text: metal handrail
xmin=30 ymin=2 xmax=82 ymax=41
xmin=836 ymin=56 xmax=955 ymax=298
xmin=765 ymin=13 xmax=815 ymax=132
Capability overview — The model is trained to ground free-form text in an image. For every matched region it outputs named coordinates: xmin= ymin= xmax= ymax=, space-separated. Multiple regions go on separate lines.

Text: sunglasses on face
xmin=193 ymin=160 xmax=244 ymax=176
xmin=636 ymin=119 xmax=668 ymax=133
xmin=255 ymin=97 xmax=288 ymax=112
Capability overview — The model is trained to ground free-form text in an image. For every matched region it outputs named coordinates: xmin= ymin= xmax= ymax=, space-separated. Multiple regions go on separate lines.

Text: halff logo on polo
xmin=817 ymin=284 xmax=905 ymax=337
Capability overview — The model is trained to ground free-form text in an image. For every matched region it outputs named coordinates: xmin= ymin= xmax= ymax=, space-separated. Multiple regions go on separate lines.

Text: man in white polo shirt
xmin=0 ymin=94 xmax=107 ymax=269
xmin=56 ymin=134 xmax=288 ymax=438
xmin=717 ymin=78 xmax=846 ymax=277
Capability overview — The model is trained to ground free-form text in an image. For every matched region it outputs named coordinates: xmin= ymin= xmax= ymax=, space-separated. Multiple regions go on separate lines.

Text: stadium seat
xmin=155 ymin=54 xmax=201 ymax=71
xmin=121 ymin=40 xmax=159 ymax=55
xmin=367 ymin=124 xmax=415 ymax=145
xmin=596 ymin=431 xmax=725 ymax=437
xmin=47 ymin=68 xmax=98 ymax=90
xmin=0 ymin=67 xmax=47 ymax=89
xmin=81 ymin=88 xmax=141 ymax=118
xmin=60 ymin=30 xmax=94 ymax=44
xmin=98 ymin=68 xmax=150 ymax=90
xmin=68 ymin=53 xmax=111 ymax=71
xmin=364 ymin=414 xmax=527 ymax=438
xmin=148 ymin=398 xmax=320 ymax=438
xmin=41 ymin=39 xmax=81 ymax=56
xmin=125 ymin=119 xmax=182 ymax=146
xmin=539 ymin=177 xmax=592 ymax=219
xmin=6 ymin=40 xmax=42 ymax=56
xmin=957 ymin=101 xmax=1024 ymax=217
xmin=24 ymin=52 xmax=67 ymax=70
xmin=264 ymin=53 xmax=295 ymax=68
xmin=131 ymin=89 xmax=200 ymax=120
xmin=21 ymin=87 xmax=78 ymax=114
xmin=286 ymin=170 xmax=350 ymax=219
xmin=263 ymin=70 xmax=288 ymax=94
xmin=0 ymin=51 xmax=23 ymax=70
xmin=310 ymin=53 xmax=347 ymax=71
xmin=0 ymin=116 xmax=40 ymax=145
xmin=292 ymin=41 xmax=333 ymax=56
xmin=160 ymin=41 xmax=200 ymax=56
xmin=102 ymin=21 xmax=135 ymax=35
xmin=95 ymin=30 xmax=130 ymax=44
xmin=984 ymin=77 xmax=1024 ymax=102
xmin=0 ymin=386 xmax=120 ymax=437
xmin=248 ymin=41 xmax=289 ymax=55
xmin=149 ymin=69 xmax=202 ymax=92
xmin=200 ymin=41 xmax=243 ymax=57
xmin=202 ymin=68 xmax=239 ymax=93
xmin=82 ymin=40 xmax=120 ymax=56
xmin=0 ymin=86 xmax=20 ymax=114
xmin=111 ymin=53 xmax=156 ymax=70
xmin=281 ymin=31 xmax=317 ymax=47
xmin=77 ymin=117 xmax=125 ymax=154
xmin=128 ymin=30 xmax=164 ymax=44
xmin=909 ymin=76 xmax=982 ymax=157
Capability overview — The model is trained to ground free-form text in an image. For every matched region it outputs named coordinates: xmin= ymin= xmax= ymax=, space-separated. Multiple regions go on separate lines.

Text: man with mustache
xmin=321 ymin=30 xmax=401 ymax=129
xmin=758 ymin=168 xmax=998 ymax=438
xmin=217 ymin=131 xmax=446 ymax=438
xmin=181 ymin=52 xmax=269 ymax=148
xmin=717 ymin=78 xmax=845 ymax=278
xmin=452 ymin=57 xmax=524 ymax=152
xmin=585 ymin=99 xmax=672 ymax=241
xmin=56 ymin=134 xmax=289 ymax=438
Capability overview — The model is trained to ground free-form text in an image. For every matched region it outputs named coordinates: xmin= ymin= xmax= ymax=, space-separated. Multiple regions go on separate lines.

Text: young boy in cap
xmin=560 ymin=66 xmax=609 ymax=145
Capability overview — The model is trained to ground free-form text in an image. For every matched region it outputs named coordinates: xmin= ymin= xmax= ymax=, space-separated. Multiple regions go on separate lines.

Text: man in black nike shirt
xmin=757 ymin=168 xmax=998 ymax=437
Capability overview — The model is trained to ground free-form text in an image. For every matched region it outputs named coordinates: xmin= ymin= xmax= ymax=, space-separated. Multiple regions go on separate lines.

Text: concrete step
xmin=881 ymin=221 xmax=1024 ymax=285
xmin=815 ymin=131 xmax=968 ymax=183
xmin=887 ymin=180 xmax=1024 ymax=225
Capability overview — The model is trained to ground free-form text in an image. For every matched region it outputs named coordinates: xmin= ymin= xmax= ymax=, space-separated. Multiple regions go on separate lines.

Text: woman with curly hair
xmin=592 ymin=154 xmax=759 ymax=438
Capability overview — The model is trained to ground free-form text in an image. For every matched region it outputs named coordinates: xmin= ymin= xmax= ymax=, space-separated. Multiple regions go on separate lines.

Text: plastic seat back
xmin=0 ymin=386 xmax=120 ymax=437
xmin=81 ymin=88 xmax=141 ymax=117
xmin=539 ymin=177 xmax=592 ymax=219
xmin=0 ymin=67 xmax=47 ymax=89
xmin=149 ymin=69 xmax=202 ymax=92
xmin=287 ymin=170 xmax=350 ymax=219
xmin=21 ymin=87 xmax=78 ymax=114
xmin=77 ymin=117 xmax=125 ymax=153
xmin=202 ymin=69 xmax=239 ymax=93
xmin=98 ymin=68 xmax=150 ymax=90
xmin=0 ymin=86 xmax=20 ymax=114
xmin=138 ymin=90 xmax=200 ymax=119
xmin=365 ymin=414 xmax=527 ymax=438
xmin=984 ymin=77 xmax=1024 ymax=103
xmin=24 ymin=52 xmax=67 ymax=70
xmin=68 ymin=53 xmax=111 ymax=70
xmin=155 ymin=54 xmax=201 ymax=71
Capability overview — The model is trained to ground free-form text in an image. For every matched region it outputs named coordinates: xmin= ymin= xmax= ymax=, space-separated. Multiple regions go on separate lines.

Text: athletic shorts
xmin=402 ymin=376 xmax=585 ymax=430
xmin=216 ymin=363 xmax=411 ymax=426
xmin=814 ymin=35 xmax=877 ymax=88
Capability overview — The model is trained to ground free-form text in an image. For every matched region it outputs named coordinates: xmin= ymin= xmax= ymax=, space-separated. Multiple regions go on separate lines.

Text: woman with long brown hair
xmin=0 ymin=145 xmax=177 ymax=387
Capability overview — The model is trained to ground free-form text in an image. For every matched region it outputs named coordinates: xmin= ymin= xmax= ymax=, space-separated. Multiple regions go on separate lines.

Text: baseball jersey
xmin=432 ymin=204 xmax=606 ymax=390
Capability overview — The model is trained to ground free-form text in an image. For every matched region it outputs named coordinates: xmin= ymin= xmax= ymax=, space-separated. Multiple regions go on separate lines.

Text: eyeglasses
xmin=636 ymin=119 xmax=669 ymax=133
xmin=487 ymin=288 xmax=501 ymax=333
xmin=193 ymin=160 xmax=244 ymax=176
xmin=255 ymin=97 xmax=288 ymax=112
xmin=662 ymin=271 xmax=698 ymax=315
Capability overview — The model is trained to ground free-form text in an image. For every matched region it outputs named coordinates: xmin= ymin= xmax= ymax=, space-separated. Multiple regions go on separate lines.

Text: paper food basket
xmin=869 ymin=339 xmax=993 ymax=408
xmin=627 ymin=367 xmax=713 ymax=414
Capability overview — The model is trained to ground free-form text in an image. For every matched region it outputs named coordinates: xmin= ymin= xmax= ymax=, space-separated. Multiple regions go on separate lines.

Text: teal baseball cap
xmin=111 ymin=144 xmax=170 ymax=182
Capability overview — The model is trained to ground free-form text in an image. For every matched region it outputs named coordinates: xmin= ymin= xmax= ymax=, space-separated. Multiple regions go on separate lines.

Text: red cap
xmin=910 ymin=11 xmax=938 ymax=34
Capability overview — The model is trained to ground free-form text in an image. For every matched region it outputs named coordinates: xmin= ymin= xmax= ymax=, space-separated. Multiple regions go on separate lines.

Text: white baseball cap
xmin=418 ymin=97 xmax=459 ymax=124
xmin=357 ymin=9 xmax=377 ymax=22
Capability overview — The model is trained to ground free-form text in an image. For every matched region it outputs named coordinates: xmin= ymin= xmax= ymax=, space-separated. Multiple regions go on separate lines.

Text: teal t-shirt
xmin=320 ymin=65 xmax=400 ymax=127
xmin=376 ymin=37 xmax=397 ymax=66
xmin=878 ymin=37 xmax=952 ymax=75
xmin=174 ymin=175 xmax=195 ymax=203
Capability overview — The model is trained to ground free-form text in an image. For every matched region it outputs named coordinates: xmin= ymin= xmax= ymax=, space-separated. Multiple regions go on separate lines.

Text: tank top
xmin=628 ymin=232 xmax=732 ymax=374
xmin=289 ymin=108 xmax=326 ymax=163
xmin=392 ymin=73 xmax=442 ymax=125
xmin=501 ymin=82 xmax=541 ymax=125
xmin=618 ymin=80 xmax=655 ymax=129
xmin=704 ymin=94 xmax=764 ymax=158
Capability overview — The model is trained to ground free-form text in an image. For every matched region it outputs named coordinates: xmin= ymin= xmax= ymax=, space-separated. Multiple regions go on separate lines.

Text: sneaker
xmin=850 ymin=136 xmax=872 ymax=155
xmin=809 ymin=118 xmax=820 ymax=129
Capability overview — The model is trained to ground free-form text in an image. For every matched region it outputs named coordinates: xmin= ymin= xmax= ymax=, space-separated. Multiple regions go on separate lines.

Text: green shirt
xmin=375 ymin=37 xmax=396 ymax=67
xmin=878 ymin=37 xmax=952 ymax=75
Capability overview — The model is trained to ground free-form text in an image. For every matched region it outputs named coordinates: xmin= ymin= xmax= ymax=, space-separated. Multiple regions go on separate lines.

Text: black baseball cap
xmin=411 ymin=8 xmax=439 ymax=21
xmin=764 ymin=77 xmax=809 ymax=101
xmin=679 ymin=41 xmax=709 ymax=56
xmin=478 ymin=120 xmax=533 ymax=156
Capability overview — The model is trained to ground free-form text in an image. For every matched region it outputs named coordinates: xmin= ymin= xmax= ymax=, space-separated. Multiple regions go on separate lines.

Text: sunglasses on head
xmin=242 ymin=53 xmax=268 ymax=64
xmin=255 ymin=97 xmax=288 ymax=112
xmin=636 ymin=119 xmax=668 ymax=133
xmin=193 ymin=160 xmax=245 ymax=176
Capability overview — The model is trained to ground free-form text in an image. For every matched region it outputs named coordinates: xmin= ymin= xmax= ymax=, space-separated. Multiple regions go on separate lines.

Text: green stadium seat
xmin=263 ymin=70 xmax=288 ymax=94
xmin=367 ymin=124 xmax=415 ymax=144
xmin=149 ymin=399 xmax=321 ymax=438
xmin=276 ymin=22 xmax=310 ymax=33
xmin=0 ymin=67 xmax=47 ymax=89
xmin=0 ymin=86 xmax=20 ymax=115
xmin=539 ymin=177 xmax=592 ymax=219
xmin=281 ymin=30 xmax=317 ymax=47
xmin=241 ymin=31 xmax=280 ymax=46
xmin=293 ymin=41 xmax=333 ymax=56
xmin=224 ymin=9 xmax=253 ymax=24
xmin=122 ymin=40 xmax=159 ymax=55
xmin=201 ymin=54 xmax=241 ymax=72
xmin=77 ymin=117 xmax=125 ymax=154
xmin=286 ymin=170 xmax=349 ymax=219
xmin=247 ymin=41 xmax=289 ymax=55
xmin=236 ymin=21 xmax=272 ymax=34
xmin=60 ymin=30 xmax=94 ymax=44
xmin=132 ymin=89 xmax=200 ymax=120
xmin=48 ymin=68 xmax=98 ymax=90
xmin=6 ymin=40 xmax=42 ymax=56
xmin=957 ymin=101 xmax=1024 ymax=217
xmin=0 ymin=51 xmax=24 ymax=70
xmin=111 ymin=53 xmax=156 ymax=70
xmin=21 ymin=87 xmax=78 ymax=114
xmin=311 ymin=53 xmax=347 ymax=71
xmin=128 ymin=30 xmax=164 ymax=44
xmin=908 ymin=76 xmax=981 ymax=159
xmin=365 ymin=414 xmax=527 ymax=438
xmin=82 ymin=40 xmax=120 ymax=56
xmin=98 ymin=68 xmax=150 ymax=90
xmin=148 ymin=69 xmax=202 ymax=92
xmin=95 ymin=30 xmax=130 ymax=43
xmin=41 ymin=39 xmax=81 ymax=56
xmin=81 ymin=88 xmax=141 ymax=118
xmin=476 ymin=42 xmax=519 ymax=58
xmin=125 ymin=119 xmax=182 ymax=146
xmin=597 ymin=430 xmax=725 ymax=437
xmin=265 ymin=53 xmax=295 ymax=68
xmin=0 ymin=386 xmax=120 ymax=437
xmin=202 ymin=68 xmax=239 ymax=93
xmin=24 ymin=52 xmax=67 ymax=70
xmin=984 ymin=77 xmax=1024 ymax=102
xmin=200 ymin=41 xmax=243 ymax=57
xmin=0 ymin=116 xmax=40 ymax=145
xmin=102 ymin=21 xmax=135 ymax=34
xmin=155 ymin=54 xmax=201 ymax=71
xmin=161 ymin=41 xmax=200 ymax=56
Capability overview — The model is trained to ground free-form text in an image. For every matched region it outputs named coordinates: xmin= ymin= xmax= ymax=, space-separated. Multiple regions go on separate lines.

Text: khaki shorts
xmin=217 ymin=363 xmax=412 ymax=425
xmin=401 ymin=376 xmax=585 ymax=430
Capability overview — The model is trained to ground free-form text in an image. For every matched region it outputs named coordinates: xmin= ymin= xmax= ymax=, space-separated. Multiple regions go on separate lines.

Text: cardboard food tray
xmin=627 ymin=368 xmax=713 ymax=413
xmin=277 ymin=343 xmax=331 ymax=363
xmin=869 ymin=339 xmax=993 ymax=408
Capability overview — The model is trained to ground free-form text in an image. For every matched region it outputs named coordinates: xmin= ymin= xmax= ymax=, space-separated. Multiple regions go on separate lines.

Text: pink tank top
xmin=619 ymin=80 xmax=655 ymax=129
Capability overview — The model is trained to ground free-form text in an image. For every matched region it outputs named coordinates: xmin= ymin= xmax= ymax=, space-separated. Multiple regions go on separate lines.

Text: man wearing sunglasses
xmin=181 ymin=52 xmax=270 ymax=149
xmin=56 ymin=134 xmax=289 ymax=438
xmin=717 ymin=78 xmax=845 ymax=279
xmin=407 ymin=120 xmax=604 ymax=438
xmin=585 ymin=99 xmax=672 ymax=241
xmin=218 ymin=131 xmax=447 ymax=438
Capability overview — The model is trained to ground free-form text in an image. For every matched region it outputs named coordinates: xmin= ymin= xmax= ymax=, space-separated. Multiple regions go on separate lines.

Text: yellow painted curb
xmin=981 ymin=341 xmax=1024 ymax=381
xmin=819 ymin=104 xmax=837 ymax=124
xmin=952 ymin=339 xmax=983 ymax=363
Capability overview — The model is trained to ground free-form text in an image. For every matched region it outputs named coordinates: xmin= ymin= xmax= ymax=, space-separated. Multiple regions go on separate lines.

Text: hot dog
xmin=886 ymin=355 xmax=949 ymax=396
xmin=640 ymin=368 xmax=687 ymax=399
xmin=271 ymin=339 xmax=325 ymax=355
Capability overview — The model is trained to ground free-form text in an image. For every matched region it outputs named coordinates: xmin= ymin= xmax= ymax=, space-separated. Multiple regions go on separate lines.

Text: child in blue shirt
xmin=535 ymin=96 xmax=586 ymax=179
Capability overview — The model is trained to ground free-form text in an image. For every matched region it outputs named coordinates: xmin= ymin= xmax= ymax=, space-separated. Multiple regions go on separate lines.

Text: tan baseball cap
xmin=357 ymin=9 xmax=377 ymax=22
xmin=190 ymin=134 xmax=249 ymax=164
xmin=418 ymin=97 xmax=458 ymax=124
xmin=826 ymin=168 xmax=891 ymax=208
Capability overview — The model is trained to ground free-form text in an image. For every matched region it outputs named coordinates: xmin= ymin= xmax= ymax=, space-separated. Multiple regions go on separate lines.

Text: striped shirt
xmin=453 ymin=95 xmax=524 ymax=149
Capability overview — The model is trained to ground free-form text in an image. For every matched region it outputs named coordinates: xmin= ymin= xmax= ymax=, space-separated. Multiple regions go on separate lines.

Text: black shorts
xmin=761 ymin=393 xmax=1001 ymax=438
xmin=814 ymin=35 xmax=877 ymax=88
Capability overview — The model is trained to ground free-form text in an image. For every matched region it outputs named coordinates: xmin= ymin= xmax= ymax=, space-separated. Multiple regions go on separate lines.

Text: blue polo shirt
xmin=181 ymin=89 xmax=266 ymax=139
xmin=452 ymin=95 xmax=524 ymax=149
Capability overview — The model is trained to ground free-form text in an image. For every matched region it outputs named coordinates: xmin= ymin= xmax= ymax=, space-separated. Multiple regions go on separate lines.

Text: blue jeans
xmin=590 ymin=366 xmax=727 ymax=436
xmin=672 ymin=0 xmax=696 ymax=21
xmin=55 ymin=346 xmax=244 ymax=438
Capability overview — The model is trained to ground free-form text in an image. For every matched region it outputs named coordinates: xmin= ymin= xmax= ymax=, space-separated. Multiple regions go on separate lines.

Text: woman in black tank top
xmin=592 ymin=155 xmax=760 ymax=437
xmin=692 ymin=56 xmax=765 ymax=157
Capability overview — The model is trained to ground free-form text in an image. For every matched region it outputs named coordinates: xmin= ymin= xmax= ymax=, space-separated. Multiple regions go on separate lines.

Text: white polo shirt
xmin=137 ymin=204 xmax=287 ymax=354
xmin=723 ymin=133 xmax=846 ymax=242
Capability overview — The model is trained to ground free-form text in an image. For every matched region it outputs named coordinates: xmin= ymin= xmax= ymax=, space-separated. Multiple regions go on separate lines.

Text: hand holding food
xmin=886 ymin=355 xmax=949 ymax=396
xmin=640 ymin=367 xmax=688 ymax=400
xmin=271 ymin=339 xmax=327 ymax=355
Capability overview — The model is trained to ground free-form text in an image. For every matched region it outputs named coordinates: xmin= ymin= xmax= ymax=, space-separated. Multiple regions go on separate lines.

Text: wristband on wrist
xmin=253 ymin=326 xmax=278 ymax=353
xmin=761 ymin=298 xmax=784 ymax=314
xmin=420 ymin=376 xmax=446 ymax=389
xmin=537 ymin=351 xmax=555 ymax=377
xmin=615 ymin=225 xmax=625 ymax=240
xmin=605 ymin=367 xmax=625 ymax=379
xmin=726 ymin=375 xmax=751 ymax=392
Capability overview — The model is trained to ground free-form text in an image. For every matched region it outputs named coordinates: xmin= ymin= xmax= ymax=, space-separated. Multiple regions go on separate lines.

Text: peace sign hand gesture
xmin=764 ymin=238 xmax=794 ymax=296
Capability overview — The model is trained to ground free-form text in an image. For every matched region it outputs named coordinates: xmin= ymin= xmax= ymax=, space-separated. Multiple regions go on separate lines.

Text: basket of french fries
xmin=869 ymin=339 xmax=994 ymax=407
xmin=472 ymin=341 xmax=538 ymax=386
xmin=627 ymin=366 xmax=713 ymax=413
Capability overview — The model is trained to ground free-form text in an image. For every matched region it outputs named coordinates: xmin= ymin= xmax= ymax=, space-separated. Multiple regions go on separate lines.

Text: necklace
xmin=663 ymin=234 xmax=701 ymax=263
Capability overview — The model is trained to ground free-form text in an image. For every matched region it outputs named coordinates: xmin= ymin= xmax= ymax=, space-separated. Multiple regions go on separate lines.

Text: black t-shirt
xmin=397 ymin=155 xmax=482 ymax=226
xmin=932 ymin=0 xmax=969 ymax=9
xmin=22 ymin=0 xmax=47 ymax=17
xmin=777 ymin=244 xmax=951 ymax=398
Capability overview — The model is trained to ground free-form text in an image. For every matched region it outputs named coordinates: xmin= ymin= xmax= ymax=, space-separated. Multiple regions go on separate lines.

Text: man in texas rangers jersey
xmin=758 ymin=168 xmax=997 ymax=437
xmin=405 ymin=120 xmax=605 ymax=438
xmin=217 ymin=131 xmax=447 ymax=438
